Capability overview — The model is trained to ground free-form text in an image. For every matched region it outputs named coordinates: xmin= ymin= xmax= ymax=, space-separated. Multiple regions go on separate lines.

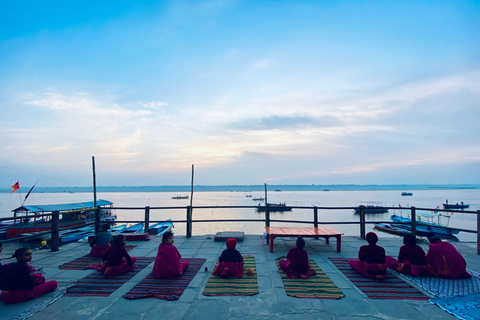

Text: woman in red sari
xmin=0 ymin=248 xmax=57 ymax=304
xmin=386 ymin=234 xmax=436 ymax=276
xmin=152 ymin=232 xmax=189 ymax=279
xmin=425 ymin=234 xmax=471 ymax=279
xmin=279 ymin=236 xmax=316 ymax=279
xmin=349 ymin=232 xmax=388 ymax=280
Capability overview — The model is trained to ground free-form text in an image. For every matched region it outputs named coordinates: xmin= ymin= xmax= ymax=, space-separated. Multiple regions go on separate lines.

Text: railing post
xmin=51 ymin=211 xmax=59 ymax=252
xmin=265 ymin=204 xmax=270 ymax=244
xmin=94 ymin=207 xmax=100 ymax=233
xmin=144 ymin=206 xmax=150 ymax=234
xmin=314 ymin=206 xmax=319 ymax=239
xmin=477 ymin=210 xmax=480 ymax=255
xmin=186 ymin=206 xmax=192 ymax=238
xmin=360 ymin=207 xmax=366 ymax=239
xmin=411 ymin=206 xmax=416 ymax=236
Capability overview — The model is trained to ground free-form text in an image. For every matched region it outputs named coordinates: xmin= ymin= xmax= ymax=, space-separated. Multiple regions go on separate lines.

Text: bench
xmin=265 ymin=227 xmax=343 ymax=253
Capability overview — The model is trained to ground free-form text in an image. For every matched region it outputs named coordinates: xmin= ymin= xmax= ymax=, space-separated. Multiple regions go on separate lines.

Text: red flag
xmin=24 ymin=182 xmax=37 ymax=203
xmin=11 ymin=181 xmax=20 ymax=193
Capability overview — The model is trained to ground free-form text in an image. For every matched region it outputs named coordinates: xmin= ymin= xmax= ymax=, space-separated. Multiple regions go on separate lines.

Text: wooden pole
xmin=51 ymin=211 xmax=59 ymax=252
xmin=411 ymin=207 xmax=417 ymax=237
xmin=360 ymin=207 xmax=366 ymax=239
xmin=144 ymin=206 xmax=150 ymax=234
xmin=92 ymin=156 xmax=99 ymax=233
xmin=477 ymin=210 xmax=480 ymax=255
xmin=190 ymin=164 xmax=194 ymax=207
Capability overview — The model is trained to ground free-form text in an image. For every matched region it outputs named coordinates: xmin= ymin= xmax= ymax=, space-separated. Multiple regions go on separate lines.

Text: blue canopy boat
xmin=147 ymin=219 xmax=173 ymax=236
xmin=390 ymin=214 xmax=460 ymax=236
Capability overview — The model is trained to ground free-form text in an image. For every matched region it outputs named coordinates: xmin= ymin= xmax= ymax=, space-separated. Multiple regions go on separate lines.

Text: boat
xmin=401 ymin=192 xmax=413 ymax=196
xmin=252 ymin=197 xmax=264 ymax=201
xmin=443 ymin=201 xmax=469 ymax=209
xmin=110 ymin=224 xmax=127 ymax=234
xmin=60 ymin=226 xmax=95 ymax=243
xmin=245 ymin=195 xmax=252 ymax=197
xmin=354 ymin=202 xmax=389 ymax=214
xmin=148 ymin=219 xmax=173 ymax=236
xmin=122 ymin=223 xmax=144 ymax=233
xmin=390 ymin=213 xmax=460 ymax=237
xmin=374 ymin=223 xmax=412 ymax=236
xmin=6 ymin=200 xmax=116 ymax=239
xmin=256 ymin=203 xmax=292 ymax=212
xmin=172 ymin=195 xmax=189 ymax=199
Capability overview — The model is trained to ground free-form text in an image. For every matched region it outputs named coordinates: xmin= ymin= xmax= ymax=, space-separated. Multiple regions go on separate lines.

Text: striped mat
xmin=59 ymin=245 xmax=137 ymax=270
xmin=329 ymin=257 xmax=429 ymax=300
xmin=276 ymin=258 xmax=344 ymax=299
xmin=202 ymin=255 xmax=259 ymax=296
xmin=123 ymin=258 xmax=206 ymax=300
xmin=64 ymin=256 xmax=155 ymax=297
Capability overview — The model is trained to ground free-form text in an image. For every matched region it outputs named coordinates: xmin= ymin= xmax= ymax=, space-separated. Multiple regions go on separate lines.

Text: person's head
xmin=162 ymin=231 xmax=174 ymax=245
xmin=226 ymin=238 xmax=237 ymax=249
xmin=113 ymin=234 xmax=126 ymax=247
xmin=0 ymin=241 xmax=3 ymax=253
xmin=428 ymin=233 xmax=440 ymax=244
xmin=13 ymin=247 xmax=33 ymax=263
xmin=403 ymin=234 xmax=416 ymax=246
xmin=100 ymin=224 xmax=109 ymax=232
xmin=366 ymin=232 xmax=378 ymax=245
xmin=296 ymin=236 xmax=305 ymax=249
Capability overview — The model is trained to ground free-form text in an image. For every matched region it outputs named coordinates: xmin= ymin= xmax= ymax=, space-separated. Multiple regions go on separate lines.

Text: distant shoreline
xmin=1 ymin=184 xmax=478 ymax=193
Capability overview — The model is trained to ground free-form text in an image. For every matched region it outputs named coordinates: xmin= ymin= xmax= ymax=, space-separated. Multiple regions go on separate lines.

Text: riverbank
xmin=1 ymin=234 xmax=478 ymax=319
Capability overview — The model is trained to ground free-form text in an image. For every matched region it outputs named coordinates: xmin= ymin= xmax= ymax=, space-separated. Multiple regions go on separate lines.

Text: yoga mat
xmin=123 ymin=258 xmax=206 ymax=300
xmin=64 ymin=256 xmax=155 ymax=297
xmin=399 ymin=269 xmax=480 ymax=298
xmin=202 ymin=255 xmax=258 ymax=296
xmin=276 ymin=258 xmax=344 ymax=299
xmin=431 ymin=293 xmax=480 ymax=320
xmin=329 ymin=257 xmax=429 ymax=300
xmin=59 ymin=245 xmax=137 ymax=270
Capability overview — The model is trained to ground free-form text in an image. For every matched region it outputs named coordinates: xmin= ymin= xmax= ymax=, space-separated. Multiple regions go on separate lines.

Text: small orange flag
xmin=11 ymin=181 xmax=19 ymax=193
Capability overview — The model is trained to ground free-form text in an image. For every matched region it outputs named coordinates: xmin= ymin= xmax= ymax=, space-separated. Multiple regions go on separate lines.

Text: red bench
xmin=265 ymin=227 xmax=343 ymax=253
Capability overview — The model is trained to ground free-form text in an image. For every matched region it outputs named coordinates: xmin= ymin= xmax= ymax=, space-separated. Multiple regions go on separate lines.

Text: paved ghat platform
xmin=1 ymin=235 xmax=479 ymax=320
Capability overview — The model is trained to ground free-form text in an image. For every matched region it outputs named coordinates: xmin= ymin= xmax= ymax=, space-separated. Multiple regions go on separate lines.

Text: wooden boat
xmin=354 ymin=202 xmax=389 ymax=214
xmin=256 ymin=203 xmax=292 ymax=212
xmin=6 ymin=200 xmax=116 ymax=239
xmin=401 ymin=192 xmax=413 ymax=196
xmin=390 ymin=214 xmax=460 ymax=236
xmin=60 ymin=227 xmax=95 ymax=243
xmin=252 ymin=197 xmax=264 ymax=201
xmin=443 ymin=202 xmax=469 ymax=209
xmin=122 ymin=223 xmax=144 ymax=233
xmin=148 ymin=219 xmax=173 ymax=236
xmin=374 ymin=223 xmax=411 ymax=236
xmin=245 ymin=195 xmax=252 ymax=197
xmin=172 ymin=195 xmax=189 ymax=199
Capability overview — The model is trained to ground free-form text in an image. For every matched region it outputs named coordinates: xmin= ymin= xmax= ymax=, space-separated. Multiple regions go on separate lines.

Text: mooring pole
xmin=51 ymin=211 xmax=59 ymax=252
xmin=92 ymin=156 xmax=99 ymax=233
xmin=360 ymin=207 xmax=366 ymax=239
xmin=410 ymin=206 xmax=417 ymax=237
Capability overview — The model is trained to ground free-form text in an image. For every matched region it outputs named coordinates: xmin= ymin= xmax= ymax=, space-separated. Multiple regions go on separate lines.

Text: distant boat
xmin=443 ymin=202 xmax=469 ymax=209
xmin=172 ymin=195 xmax=189 ymax=199
xmin=245 ymin=195 xmax=252 ymax=197
xmin=354 ymin=202 xmax=389 ymax=214
xmin=256 ymin=203 xmax=292 ymax=212
xmin=252 ymin=197 xmax=264 ymax=201
xmin=274 ymin=189 xmax=282 ymax=192
xmin=323 ymin=189 xmax=330 ymax=192
xmin=401 ymin=192 xmax=413 ymax=196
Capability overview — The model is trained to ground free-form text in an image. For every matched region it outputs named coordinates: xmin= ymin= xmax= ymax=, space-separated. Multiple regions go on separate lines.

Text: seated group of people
xmin=0 ymin=227 xmax=471 ymax=305
xmin=349 ymin=232 xmax=471 ymax=280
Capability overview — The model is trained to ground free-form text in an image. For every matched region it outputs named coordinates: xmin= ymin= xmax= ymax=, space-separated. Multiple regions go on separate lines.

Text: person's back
xmin=398 ymin=244 xmax=427 ymax=265
xmin=426 ymin=236 xmax=470 ymax=279
xmin=91 ymin=232 xmax=113 ymax=246
xmin=359 ymin=243 xmax=386 ymax=264
xmin=219 ymin=248 xmax=243 ymax=263
xmin=1 ymin=262 xmax=34 ymax=291
xmin=213 ymin=238 xmax=244 ymax=278
xmin=349 ymin=232 xmax=388 ymax=280
xmin=287 ymin=247 xmax=309 ymax=274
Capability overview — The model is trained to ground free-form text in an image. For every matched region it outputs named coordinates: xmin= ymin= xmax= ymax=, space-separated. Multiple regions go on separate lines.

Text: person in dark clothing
xmin=91 ymin=235 xmax=136 ymax=278
xmin=386 ymin=234 xmax=436 ymax=276
xmin=89 ymin=224 xmax=113 ymax=257
xmin=279 ymin=236 xmax=316 ymax=279
xmin=213 ymin=238 xmax=244 ymax=278
xmin=349 ymin=232 xmax=388 ymax=280
xmin=0 ymin=248 xmax=57 ymax=304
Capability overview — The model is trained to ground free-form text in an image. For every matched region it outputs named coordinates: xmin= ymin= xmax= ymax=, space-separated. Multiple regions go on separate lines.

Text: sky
xmin=1 ymin=0 xmax=479 ymax=188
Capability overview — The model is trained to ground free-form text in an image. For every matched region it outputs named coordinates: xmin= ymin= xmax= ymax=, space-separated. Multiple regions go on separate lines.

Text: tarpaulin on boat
xmin=12 ymin=200 xmax=113 ymax=214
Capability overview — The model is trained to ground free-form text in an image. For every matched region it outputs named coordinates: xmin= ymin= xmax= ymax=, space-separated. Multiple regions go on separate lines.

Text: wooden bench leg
xmin=336 ymin=236 xmax=341 ymax=252
xmin=325 ymin=236 xmax=330 ymax=244
xmin=270 ymin=235 xmax=275 ymax=253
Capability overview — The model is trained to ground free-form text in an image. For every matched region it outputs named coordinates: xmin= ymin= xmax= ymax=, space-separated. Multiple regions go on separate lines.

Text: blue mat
xmin=431 ymin=293 xmax=480 ymax=320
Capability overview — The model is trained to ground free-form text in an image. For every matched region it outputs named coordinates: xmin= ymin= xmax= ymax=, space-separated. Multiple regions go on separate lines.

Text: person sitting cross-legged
xmin=349 ymin=232 xmax=388 ymax=280
xmin=213 ymin=238 xmax=244 ymax=278
xmin=279 ymin=236 xmax=316 ymax=279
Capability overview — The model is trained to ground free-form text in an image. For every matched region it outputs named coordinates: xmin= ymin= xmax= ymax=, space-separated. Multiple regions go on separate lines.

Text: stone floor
xmin=1 ymin=234 xmax=479 ymax=320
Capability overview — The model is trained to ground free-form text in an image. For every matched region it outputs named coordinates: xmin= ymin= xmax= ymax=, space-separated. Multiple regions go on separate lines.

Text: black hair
xmin=403 ymin=234 xmax=416 ymax=246
xmin=296 ymin=236 xmax=305 ymax=249
xmin=12 ymin=247 xmax=30 ymax=259
xmin=162 ymin=231 xmax=174 ymax=243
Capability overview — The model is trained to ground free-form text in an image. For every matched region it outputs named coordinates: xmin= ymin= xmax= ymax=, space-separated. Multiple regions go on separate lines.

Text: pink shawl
xmin=152 ymin=243 xmax=183 ymax=279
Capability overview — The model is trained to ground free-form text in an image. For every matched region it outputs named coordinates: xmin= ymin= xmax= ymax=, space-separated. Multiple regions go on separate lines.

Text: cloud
xmin=230 ymin=114 xmax=340 ymax=130
xmin=252 ymin=59 xmax=274 ymax=69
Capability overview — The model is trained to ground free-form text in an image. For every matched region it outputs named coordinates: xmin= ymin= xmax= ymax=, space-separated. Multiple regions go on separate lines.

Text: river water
xmin=1 ymin=189 xmax=478 ymax=242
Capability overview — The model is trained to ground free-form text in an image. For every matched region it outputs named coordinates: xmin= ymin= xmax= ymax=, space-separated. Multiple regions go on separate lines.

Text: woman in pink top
xmin=152 ymin=232 xmax=189 ymax=279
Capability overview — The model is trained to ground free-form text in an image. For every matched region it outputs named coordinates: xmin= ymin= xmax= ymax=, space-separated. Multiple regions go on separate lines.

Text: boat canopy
xmin=12 ymin=200 xmax=113 ymax=214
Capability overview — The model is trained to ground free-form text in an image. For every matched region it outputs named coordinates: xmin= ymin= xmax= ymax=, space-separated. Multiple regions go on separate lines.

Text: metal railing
xmin=2 ymin=205 xmax=479 ymax=255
